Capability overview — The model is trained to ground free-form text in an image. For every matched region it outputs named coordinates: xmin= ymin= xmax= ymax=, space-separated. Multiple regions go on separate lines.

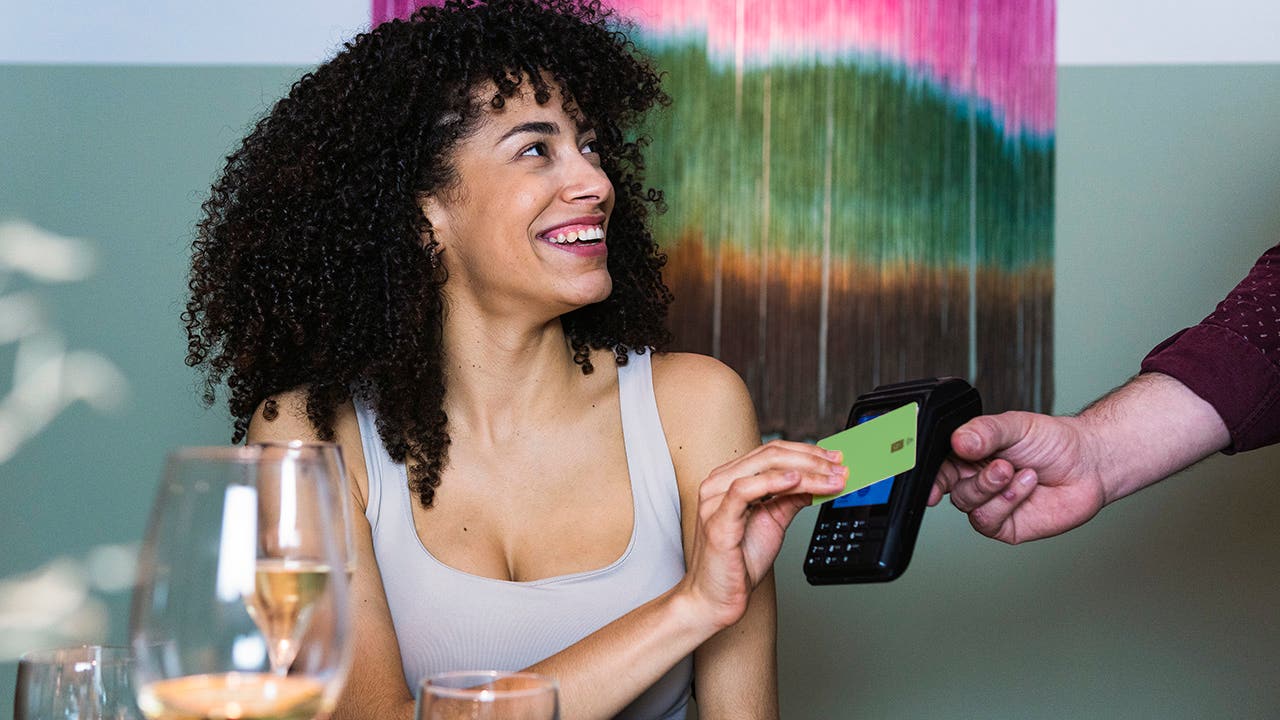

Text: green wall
xmin=0 ymin=66 xmax=301 ymax=716
xmin=2 ymin=64 xmax=1278 ymax=718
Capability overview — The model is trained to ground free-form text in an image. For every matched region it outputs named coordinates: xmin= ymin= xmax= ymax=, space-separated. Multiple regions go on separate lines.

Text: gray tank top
xmin=355 ymin=350 xmax=692 ymax=719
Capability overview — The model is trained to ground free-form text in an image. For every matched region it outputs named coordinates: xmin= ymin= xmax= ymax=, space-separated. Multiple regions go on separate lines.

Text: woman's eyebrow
xmin=495 ymin=120 xmax=559 ymax=146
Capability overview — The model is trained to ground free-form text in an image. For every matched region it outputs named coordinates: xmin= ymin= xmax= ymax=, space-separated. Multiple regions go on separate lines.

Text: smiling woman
xmin=422 ymin=83 xmax=616 ymax=315
xmin=183 ymin=1 xmax=849 ymax=719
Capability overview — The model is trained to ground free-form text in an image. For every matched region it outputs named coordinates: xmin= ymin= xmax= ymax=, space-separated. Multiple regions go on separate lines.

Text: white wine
xmin=138 ymin=673 xmax=327 ymax=720
xmin=244 ymin=559 xmax=331 ymax=671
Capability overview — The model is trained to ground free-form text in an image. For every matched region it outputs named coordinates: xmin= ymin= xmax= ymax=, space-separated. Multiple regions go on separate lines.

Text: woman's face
xmin=422 ymin=81 xmax=615 ymax=319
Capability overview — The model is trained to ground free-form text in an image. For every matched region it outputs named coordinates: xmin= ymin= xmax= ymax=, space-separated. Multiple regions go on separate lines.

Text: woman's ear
xmin=417 ymin=193 xmax=453 ymax=254
xmin=418 ymin=194 xmax=446 ymax=242
xmin=417 ymin=194 xmax=448 ymax=267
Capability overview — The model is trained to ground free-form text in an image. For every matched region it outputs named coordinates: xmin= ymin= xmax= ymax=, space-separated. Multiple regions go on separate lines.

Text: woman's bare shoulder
xmin=245 ymin=387 xmax=356 ymax=441
xmin=247 ymin=387 xmax=318 ymax=442
xmin=246 ymin=387 xmax=370 ymax=504
xmin=650 ymin=352 xmax=758 ymax=466
xmin=650 ymin=352 xmax=753 ymax=416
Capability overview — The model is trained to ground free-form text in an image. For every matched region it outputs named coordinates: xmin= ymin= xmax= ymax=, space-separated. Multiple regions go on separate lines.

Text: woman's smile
xmin=537 ymin=216 xmax=607 ymax=256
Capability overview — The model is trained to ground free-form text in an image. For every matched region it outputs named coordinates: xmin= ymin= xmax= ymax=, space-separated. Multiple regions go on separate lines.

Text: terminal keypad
xmin=803 ymin=507 xmax=889 ymax=571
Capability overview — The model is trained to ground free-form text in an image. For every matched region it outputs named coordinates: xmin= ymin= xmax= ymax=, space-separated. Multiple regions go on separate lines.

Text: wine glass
xmin=248 ymin=441 xmax=357 ymax=577
xmin=14 ymin=645 xmax=143 ymax=720
xmin=417 ymin=671 xmax=559 ymax=720
xmin=129 ymin=445 xmax=352 ymax=720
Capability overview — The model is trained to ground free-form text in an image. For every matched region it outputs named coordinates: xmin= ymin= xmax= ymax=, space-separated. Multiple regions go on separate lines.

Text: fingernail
xmin=956 ymin=430 xmax=979 ymax=453
xmin=1019 ymin=473 xmax=1035 ymax=486
xmin=826 ymin=449 xmax=842 ymax=462
xmin=826 ymin=472 xmax=845 ymax=487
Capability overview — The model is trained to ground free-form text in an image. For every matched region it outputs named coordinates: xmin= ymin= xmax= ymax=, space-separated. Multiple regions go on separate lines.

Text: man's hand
xmin=929 ymin=373 xmax=1231 ymax=545
xmin=928 ymin=412 xmax=1108 ymax=544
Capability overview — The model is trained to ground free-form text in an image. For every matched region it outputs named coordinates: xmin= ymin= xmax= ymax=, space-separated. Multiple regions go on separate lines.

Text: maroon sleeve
xmin=1141 ymin=244 xmax=1280 ymax=453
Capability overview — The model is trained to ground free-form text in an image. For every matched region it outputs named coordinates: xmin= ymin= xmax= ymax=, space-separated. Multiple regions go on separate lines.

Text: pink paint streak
xmin=371 ymin=0 xmax=421 ymax=25
xmin=611 ymin=0 xmax=1056 ymax=136
xmin=372 ymin=0 xmax=1054 ymax=137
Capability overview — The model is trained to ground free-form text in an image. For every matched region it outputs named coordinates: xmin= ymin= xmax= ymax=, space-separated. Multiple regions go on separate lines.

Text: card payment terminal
xmin=804 ymin=377 xmax=981 ymax=584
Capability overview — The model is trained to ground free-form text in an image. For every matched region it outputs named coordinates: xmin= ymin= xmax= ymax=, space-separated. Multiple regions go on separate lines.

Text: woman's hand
xmin=677 ymin=439 xmax=848 ymax=630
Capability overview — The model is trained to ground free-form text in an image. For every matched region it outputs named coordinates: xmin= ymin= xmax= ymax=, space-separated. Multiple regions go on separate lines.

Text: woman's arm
xmin=520 ymin=353 xmax=843 ymax=719
xmin=656 ymin=352 xmax=786 ymax=719
xmin=246 ymin=391 xmax=417 ymax=720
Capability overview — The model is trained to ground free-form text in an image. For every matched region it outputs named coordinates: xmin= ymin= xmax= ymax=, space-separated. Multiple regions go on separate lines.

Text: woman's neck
xmin=440 ymin=308 xmax=593 ymax=445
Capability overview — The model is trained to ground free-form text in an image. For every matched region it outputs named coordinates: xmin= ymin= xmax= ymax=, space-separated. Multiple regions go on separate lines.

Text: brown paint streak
xmin=664 ymin=239 xmax=1053 ymax=438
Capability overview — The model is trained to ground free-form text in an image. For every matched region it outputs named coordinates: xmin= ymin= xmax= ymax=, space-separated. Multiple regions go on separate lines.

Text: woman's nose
xmin=562 ymin=153 xmax=612 ymax=204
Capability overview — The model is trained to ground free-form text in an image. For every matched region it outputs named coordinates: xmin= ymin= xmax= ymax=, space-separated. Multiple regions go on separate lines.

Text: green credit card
xmin=811 ymin=402 xmax=919 ymax=506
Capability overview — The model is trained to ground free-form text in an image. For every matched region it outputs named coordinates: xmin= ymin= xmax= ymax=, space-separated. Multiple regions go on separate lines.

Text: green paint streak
xmin=637 ymin=44 xmax=1054 ymax=271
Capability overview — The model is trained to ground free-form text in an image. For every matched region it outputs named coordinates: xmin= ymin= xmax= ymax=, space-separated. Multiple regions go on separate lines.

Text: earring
xmin=422 ymin=222 xmax=442 ymax=269
xmin=425 ymin=238 xmax=442 ymax=269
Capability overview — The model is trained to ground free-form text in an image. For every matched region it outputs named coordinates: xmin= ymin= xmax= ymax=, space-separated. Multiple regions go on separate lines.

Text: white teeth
xmin=545 ymin=226 xmax=603 ymax=244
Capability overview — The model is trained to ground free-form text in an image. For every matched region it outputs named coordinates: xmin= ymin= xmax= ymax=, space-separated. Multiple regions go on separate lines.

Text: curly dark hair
xmin=183 ymin=0 xmax=673 ymax=507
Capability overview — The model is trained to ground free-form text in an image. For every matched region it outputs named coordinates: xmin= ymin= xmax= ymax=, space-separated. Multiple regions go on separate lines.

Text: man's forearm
xmin=1077 ymin=372 xmax=1231 ymax=505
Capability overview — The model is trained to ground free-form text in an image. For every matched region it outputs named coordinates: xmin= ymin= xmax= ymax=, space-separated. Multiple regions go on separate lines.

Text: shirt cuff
xmin=1141 ymin=323 xmax=1280 ymax=453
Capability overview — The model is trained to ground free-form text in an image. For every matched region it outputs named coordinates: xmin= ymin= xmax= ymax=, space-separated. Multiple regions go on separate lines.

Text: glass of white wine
xmin=417 ymin=671 xmax=559 ymax=720
xmin=129 ymin=445 xmax=352 ymax=720
xmin=248 ymin=441 xmax=356 ymax=579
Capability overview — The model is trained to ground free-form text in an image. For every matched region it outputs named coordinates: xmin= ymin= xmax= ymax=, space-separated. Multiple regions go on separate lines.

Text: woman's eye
xmin=581 ymin=140 xmax=599 ymax=155
xmin=520 ymin=142 xmax=548 ymax=157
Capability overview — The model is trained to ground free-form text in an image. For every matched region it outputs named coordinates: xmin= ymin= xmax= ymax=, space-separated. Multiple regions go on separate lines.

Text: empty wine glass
xmin=417 ymin=671 xmax=559 ymax=720
xmin=129 ymin=445 xmax=352 ymax=720
xmin=14 ymin=645 xmax=143 ymax=720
